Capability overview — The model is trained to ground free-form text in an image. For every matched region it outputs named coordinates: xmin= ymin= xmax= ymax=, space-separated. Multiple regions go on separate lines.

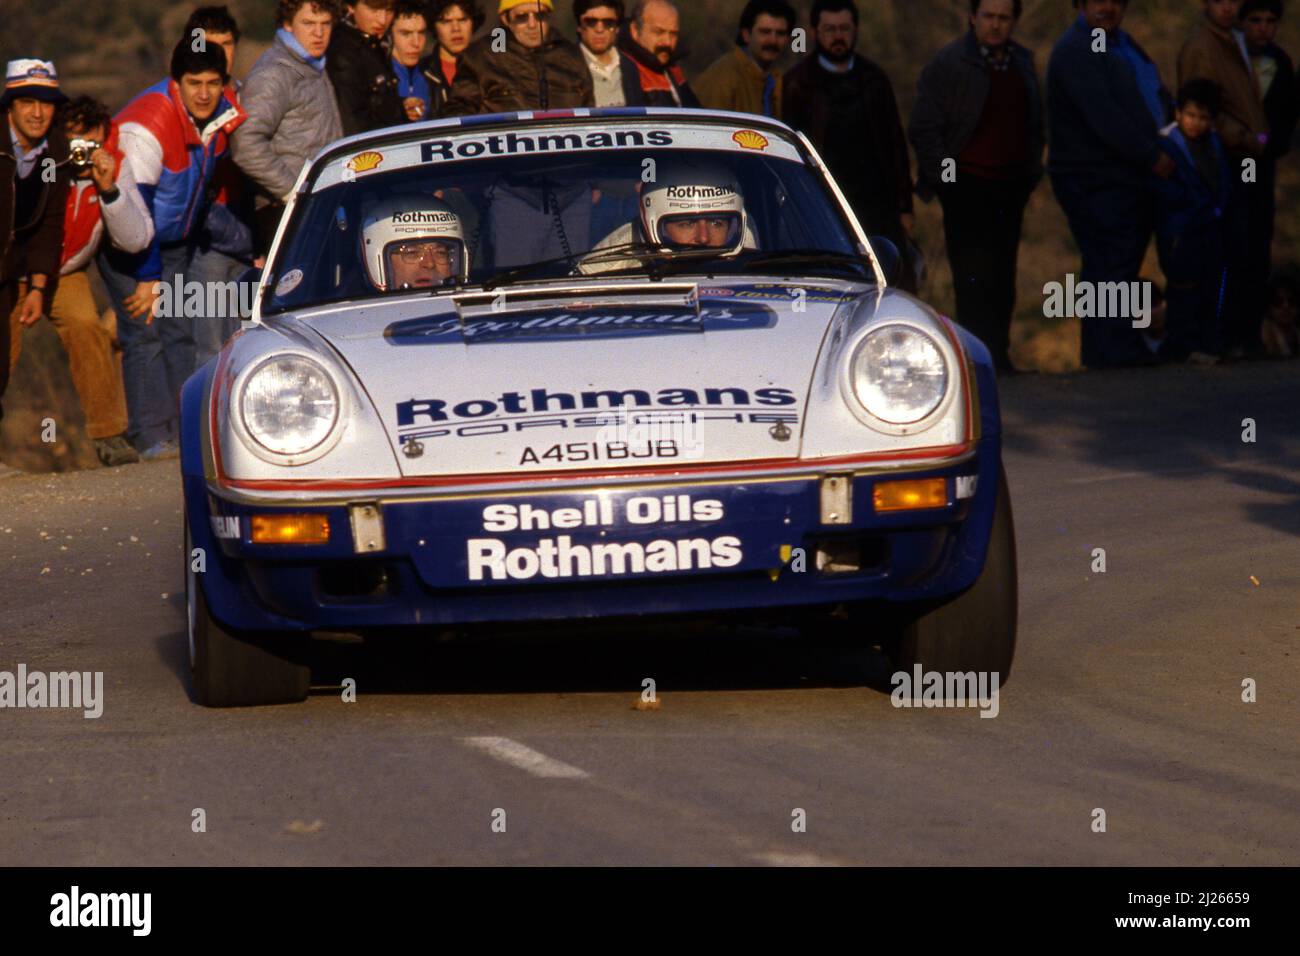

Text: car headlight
xmin=240 ymin=355 xmax=340 ymax=457
xmin=850 ymin=325 xmax=948 ymax=425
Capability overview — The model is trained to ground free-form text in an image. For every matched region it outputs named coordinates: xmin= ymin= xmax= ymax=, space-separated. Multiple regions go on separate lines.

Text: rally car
xmin=181 ymin=108 xmax=1016 ymax=707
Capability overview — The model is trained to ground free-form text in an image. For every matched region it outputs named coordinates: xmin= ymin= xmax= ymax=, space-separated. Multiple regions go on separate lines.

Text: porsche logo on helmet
xmin=732 ymin=130 xmax=769 ymax=151
xmin=347 ymin=150 xmax=384 ymax=173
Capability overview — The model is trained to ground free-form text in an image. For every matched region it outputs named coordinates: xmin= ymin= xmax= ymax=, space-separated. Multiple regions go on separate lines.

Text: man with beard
xmin=696 ymin=0 xmax=794 ymax=118
xmin=909 ymin=0 xmax=1043 ymax=373
xmin=618 ymin=0 xmax=699 ymax=107
xmin=782 ymin=1 xmax=914 ymax=271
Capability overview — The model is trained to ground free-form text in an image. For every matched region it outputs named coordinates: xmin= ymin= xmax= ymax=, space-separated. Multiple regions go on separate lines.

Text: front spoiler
xmin=184 ymin=435 xmax=1001 ymax=634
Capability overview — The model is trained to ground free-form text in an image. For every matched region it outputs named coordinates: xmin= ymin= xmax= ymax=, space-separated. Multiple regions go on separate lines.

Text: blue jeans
xmin=98 ymin=244 xmax=197 ymax=450
xmin=1051 ymin=174 xmax=1155 ymax=368
xmin=189 ymin=246 xmax=247 ymax=369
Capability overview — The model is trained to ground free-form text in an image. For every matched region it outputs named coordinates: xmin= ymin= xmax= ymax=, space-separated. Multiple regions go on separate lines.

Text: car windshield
xmin=263 ymin=128 xmax=871 ymax=315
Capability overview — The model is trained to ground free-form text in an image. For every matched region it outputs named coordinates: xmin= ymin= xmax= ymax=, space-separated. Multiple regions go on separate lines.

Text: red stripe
xmin=216 ymin=442 xmax=973 ymax=494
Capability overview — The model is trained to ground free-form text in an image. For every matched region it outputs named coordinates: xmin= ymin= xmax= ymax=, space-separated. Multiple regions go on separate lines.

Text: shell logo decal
xmin=347 ymin=150 xmax=384 ymax=174
xmin=732 ymin=130 xmax=769 ymax=151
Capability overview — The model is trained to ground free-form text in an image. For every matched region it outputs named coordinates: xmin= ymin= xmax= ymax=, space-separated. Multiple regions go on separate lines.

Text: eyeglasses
xmin=395 ymin=243 xmax=451 ymax=263
xmin=509 ymin=9 xmax=552 ymax=25
xmin=580 ymin=16 xmax=620 ymax=30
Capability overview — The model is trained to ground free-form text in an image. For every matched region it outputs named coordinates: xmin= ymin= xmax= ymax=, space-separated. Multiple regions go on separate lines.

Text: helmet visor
xmin=655 ymin=213 xmax=742 ymax=251
xmin=384 ymin=239 xmax=465 ymax=289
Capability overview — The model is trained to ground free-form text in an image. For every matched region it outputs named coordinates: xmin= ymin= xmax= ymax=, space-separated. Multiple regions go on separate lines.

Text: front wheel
xmin=185 ymin=519 xmax=311 ymax=707
xmin=887 ymin=468 xmax=1018 ymax=686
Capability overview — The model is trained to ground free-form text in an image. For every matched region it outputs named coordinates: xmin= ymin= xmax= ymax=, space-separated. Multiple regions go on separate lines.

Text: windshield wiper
xmin=736 ymin=249 xmax=874 ymax=276
xmin=482 ymin=241 xmax=659 ymax=292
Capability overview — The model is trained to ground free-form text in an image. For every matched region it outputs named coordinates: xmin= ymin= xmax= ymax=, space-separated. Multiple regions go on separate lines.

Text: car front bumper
xmin=186 ymin=433 xmax=1002 ymax=634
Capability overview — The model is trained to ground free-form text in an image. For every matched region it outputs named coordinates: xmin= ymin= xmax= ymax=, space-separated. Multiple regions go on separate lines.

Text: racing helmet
xmin=639 ymin=162 xmax=747 ymax=255
xmin=361 ymin=195 xmax=468 ymax=290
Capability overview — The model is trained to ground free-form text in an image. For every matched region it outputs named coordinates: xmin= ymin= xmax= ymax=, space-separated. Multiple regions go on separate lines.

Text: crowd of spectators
xmin=1 ymin=0 xmax=1297 ymax=471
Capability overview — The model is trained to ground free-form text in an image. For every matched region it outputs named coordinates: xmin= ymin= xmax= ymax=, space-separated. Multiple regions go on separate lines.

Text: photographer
xmin=1 ymin=59 xmax=72 ymax=443
xmin=8 ymin=96 xmax=152 ymax=467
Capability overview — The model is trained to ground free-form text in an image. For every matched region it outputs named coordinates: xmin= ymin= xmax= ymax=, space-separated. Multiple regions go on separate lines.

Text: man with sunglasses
xmin=575 ymin=0 xmax=642 ymax=107
xmin=444 ymin=0 xmax=594 ymax=114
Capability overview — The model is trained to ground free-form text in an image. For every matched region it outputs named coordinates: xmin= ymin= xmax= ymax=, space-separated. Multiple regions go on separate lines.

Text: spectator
xmin=576 ymin=0 xmax=641 ymax=108
xmin=231 ymin=0 xmax=344 ymax=258
xmin=695 ymin=0 xmax=794 ymax=118
xmin=1047 ymin=0 xmax=1174 ymax=369
xmin=182 ymin=5 xmax=259 ymax=367
xmin=618 ymin=0 xmax=699 ymax=107
xmin=184 ymin=6 xmax=242 ymax=88
xmin=1260 ymin=273 xmax=1298 ymax=355
xmin=783 ymin=0 xmax=913 ymax=280
xmin=8 ymin=96 xmax=152 ymax=467
xmin=419 ymin=1 xmax=484 ymax=119
xmin=328 ymin=0 xmax=406 ymax=135
xmin=444 ymin=1 xmax=594 ymax=115
xmin=391 ymin=0 xmax=432 ymax=121
xmin=1179 ymin=0 xmax=1271 ymax=357
xmin=1237 ymin=0 xmax=1298 ymax=355
xmin=1179 ymin=0 xmax=1270 ymax=160
xmin=0 ymin=59 xmax=72 ymax=442
xmin=97 ymin=42 xmax=245 ymax=460
xmin=907 ymin=0 xmax=1043 ymax=372
xmin=1241 ymin=0 xmax=1299 ymax=158
xmin=1154 ymin=79 xmax=1234 ymax=364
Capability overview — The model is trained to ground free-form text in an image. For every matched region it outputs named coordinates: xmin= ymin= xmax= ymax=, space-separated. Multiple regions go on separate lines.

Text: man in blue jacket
xmin=1154 ymin=78 xmax=1235 ymax=364
xmin=1047 ymin=0 xmax=1175 ymax=368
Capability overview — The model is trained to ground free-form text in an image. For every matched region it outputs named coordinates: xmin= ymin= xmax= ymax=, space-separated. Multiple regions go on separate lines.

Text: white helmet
xmin=361 ymin=195 xmax=468 ymax=290
xmin=639 ymin=162 xmax=746 ymax=255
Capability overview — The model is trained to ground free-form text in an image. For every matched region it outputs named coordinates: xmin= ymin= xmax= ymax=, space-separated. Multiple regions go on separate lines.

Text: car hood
xmin=297 ymin=280 xmax=866 ymax=478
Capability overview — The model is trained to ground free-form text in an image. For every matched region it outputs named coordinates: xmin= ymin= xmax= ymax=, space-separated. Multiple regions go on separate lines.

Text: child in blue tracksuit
xmin=1154 ymin=79 xmax=1235 ymax=363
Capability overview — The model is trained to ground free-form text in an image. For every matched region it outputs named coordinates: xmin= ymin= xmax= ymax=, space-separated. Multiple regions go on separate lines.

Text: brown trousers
xmin=7 ymin=271 xmax=129 ymax=440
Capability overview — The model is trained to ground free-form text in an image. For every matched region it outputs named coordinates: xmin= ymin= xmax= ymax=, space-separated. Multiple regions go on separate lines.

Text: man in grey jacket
xmin=231 ymin=0 xmax=344 ymax=256
xmin=909 ymin=0 xmax=1043 ymax=373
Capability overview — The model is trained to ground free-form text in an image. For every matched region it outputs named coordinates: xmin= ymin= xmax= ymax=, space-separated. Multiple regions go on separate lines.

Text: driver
xmin=361 ymin=195 xmax=468 ymax=290
xmin=581 ymin=161 xmax=755 ymax=274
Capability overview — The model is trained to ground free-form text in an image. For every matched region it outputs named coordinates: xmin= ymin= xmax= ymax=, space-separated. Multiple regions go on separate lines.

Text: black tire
xmin=185 ymin=520 xmax=311 ymax=707
xmin=887 ymin=467 xmax=1018 ymax=687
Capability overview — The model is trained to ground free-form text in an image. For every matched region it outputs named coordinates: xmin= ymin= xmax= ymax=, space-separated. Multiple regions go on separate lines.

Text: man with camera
xmin=1 ymin=59 xmax=72 ymax=454
xmin=7 ymin=95 xmax=153 ymax=467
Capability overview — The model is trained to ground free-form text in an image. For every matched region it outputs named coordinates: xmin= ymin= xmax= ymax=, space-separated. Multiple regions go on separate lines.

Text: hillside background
xmin=2 ymin=0 xmax=1297 ymax=469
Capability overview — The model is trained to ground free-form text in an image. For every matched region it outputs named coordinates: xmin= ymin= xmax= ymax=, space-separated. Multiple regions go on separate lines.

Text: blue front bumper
xmin=185 ymin=436 xmax=1001 ymax=634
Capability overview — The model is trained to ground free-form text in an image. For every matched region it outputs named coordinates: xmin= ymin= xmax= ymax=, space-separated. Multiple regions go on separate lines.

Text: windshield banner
xmin=313 ymin=122 xmax=806 ymax=191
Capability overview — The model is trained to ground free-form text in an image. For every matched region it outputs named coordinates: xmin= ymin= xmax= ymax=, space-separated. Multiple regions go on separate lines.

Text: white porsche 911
xmin=180 ymin=108 xmax=1016 ymax=707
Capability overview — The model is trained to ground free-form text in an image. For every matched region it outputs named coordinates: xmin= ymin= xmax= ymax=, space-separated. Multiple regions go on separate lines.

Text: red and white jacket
xmin=60 ymin=122 xmax=154 ymax=276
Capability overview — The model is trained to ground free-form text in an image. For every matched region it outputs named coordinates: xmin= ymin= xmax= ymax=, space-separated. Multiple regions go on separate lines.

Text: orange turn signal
xmin=251 ymin=513 xmax=331 ymax=545
xmin=873 ymin=478 xmax=948 ymax=513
